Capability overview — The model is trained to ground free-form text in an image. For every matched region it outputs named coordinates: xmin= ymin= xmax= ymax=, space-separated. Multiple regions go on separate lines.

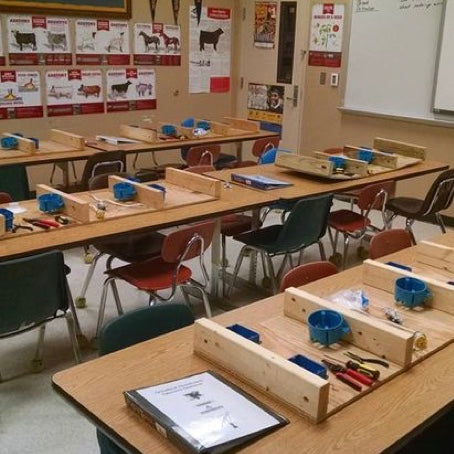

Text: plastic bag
xmin=328 ymin=289 xmax=369 ymax=311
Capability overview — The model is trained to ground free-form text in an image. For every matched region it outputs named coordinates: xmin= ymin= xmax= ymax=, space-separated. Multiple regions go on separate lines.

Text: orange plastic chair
xmin=369 ymin=229 xmax=412 ymax=260
xmin=280 ymin=261 xmax=338 ymax=292
xmin=185 ymin=145 xmax=221 ymax=167
xmin=96 ymin=221 xmax=215 ymax=337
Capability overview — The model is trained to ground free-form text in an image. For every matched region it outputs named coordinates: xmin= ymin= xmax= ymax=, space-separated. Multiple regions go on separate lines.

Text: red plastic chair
xmin=369 ymin=229 xmax=412 ymax=260
xmin=0 ymin=192 xmax=12 ymax=204
xmin=328 ymin=181 xmax=394 ymax=269
xmin=96 ymin=221 xmax=215 ymax=337
xmin=280 ymin=261 xmax=338 ymax=292
xmin=185 ymin=145 xmax=221 ymax=167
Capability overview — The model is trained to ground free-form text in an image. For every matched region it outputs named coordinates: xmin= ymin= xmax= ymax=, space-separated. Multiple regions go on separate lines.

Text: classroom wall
xmin=2 ymin=0 xmax=236 ymax=187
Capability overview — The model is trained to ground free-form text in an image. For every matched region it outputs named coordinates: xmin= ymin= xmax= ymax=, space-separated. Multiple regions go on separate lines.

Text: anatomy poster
xmin=189 ymin=6 xmax=231 ymax=93
xmin=76 ymin=19 xmax=130 ymax=65
xmin=7 ymin=15 xmax=72 ymax=65
xmin=309 ymin=4 xmax=344 ymax=67
xmin=133 ymin=23 xmax=181 ymax=66
xmin=0 ymin=70 xmax=43 ymax=119
xmin=254 ymin=2 xmax=277 ymax=49
xmin=46 ymin=69 xmax=104 ymax=117
xmin=247 ymin=82 xmax=283 ymax=133
xmin=106 ymin=68 xmax=156 ymax=112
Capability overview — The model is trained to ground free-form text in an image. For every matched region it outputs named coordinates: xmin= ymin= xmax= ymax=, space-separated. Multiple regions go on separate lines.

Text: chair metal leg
xmin=318 ymin=241 xmax=326 ymax=261
xmin=181 ymin=287 xmax=192 ymax=307
xmin=265 ymin=254 xmax=278 ymax=294
xmin=221 ymin=234 xmax=227 ymax=297
xmin=76 ymin=251 xmax=104 ymax=306
xmin=110 ymin=280 xmax=124 ymax=315
xmin=65 ymin=312 xmax=81 ymax=364
xmin=31 ymin=324 xmax=46 ymax=373
xmin=436 ymin=213 xmax=447 ymax=234
xmin=405 ymin=218 xmax=417 ymax=245
xmin=342 ymin=235 xmax=350 ymax=270
xmin=185 ymin=281 xmax=212 ymax=317
xmin=298 ymin=248 xmax=304 ymax=265
xmin=227 ymin=246 xmax=248 ymax=298
xmin=96 ymin=277 xmax=113 ymax=338
xmin=276 ymin=254 xmax=289 ymax=284
xmin=260 ymin=251 xmax=269 ymax=281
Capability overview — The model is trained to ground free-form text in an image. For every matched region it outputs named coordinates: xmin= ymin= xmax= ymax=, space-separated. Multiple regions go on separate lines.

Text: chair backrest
xmin=80 ymin=151 xmax=126 ymax=189
xmin=369 ymin=229 xmax=412 ymax=260
xmin=99 ymin=304 xmax=194 ymax=356
xmin=88 ymin=172 xmax=133 ymax=190
xmin=161 ymin=221 xmax=215 ymax=263
xmin=322 ymin=147 xmax=344 ymax=155
xmin=276 ymin=194 xmax=333 ymax=251
xmin=419 ymin=169 xmax=454 ymax=216
xmin=0 ymin=192 xmax=12 ymax=204
xmin=185 ymin=145 xmax=221 ymax=167
xmin=357 ymin=181 xmax=394 ymax=212
xmin=251 ymin=137 xmax=280 ymax=158
xmin=0 ymin=165 xmax=30 ymax=201
xmin=280 ymin=261 xmax=338 ymax=292
xmin=0 ymin=251 xmax=68 ymax=336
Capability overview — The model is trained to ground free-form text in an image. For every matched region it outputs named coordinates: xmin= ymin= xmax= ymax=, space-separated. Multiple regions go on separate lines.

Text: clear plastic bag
xmin=328 ymin=289 xmax=369 ymax=311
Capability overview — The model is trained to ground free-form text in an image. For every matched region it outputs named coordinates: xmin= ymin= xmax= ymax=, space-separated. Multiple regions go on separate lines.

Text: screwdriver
xmin=323 ymin=357 xmax=374 ymax=386
xmin=325 ymin=355 xmax=380 ymax=380
xmin=322 ymin=359 xmax=363 ymax=391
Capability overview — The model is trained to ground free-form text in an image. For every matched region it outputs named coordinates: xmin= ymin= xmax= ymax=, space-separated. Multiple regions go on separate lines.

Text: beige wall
xmin=2 ymin=0 xmax=236 ymax=187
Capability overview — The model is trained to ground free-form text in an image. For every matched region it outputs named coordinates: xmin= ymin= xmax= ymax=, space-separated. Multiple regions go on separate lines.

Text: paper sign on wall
xmin=247 ymin=82 xmax=283 ymax=133
xmin=106 ymin=68 xmax=156 ymax=112
xmin=254 ymin=2 xmax=277 ymax=49
xmin=134 ymin=23 xmax=181 ymax=66
xmin=189 ymin=6 xmax=231 ymax=93
xmin=46 ymin=69 xmax=104 ymax=117
xmin=76 ymin=19 xmax=130 ymax=65
xmin=309 ymin=4 xmax=344 ymax=67
xmin=7 ymin=15 xmax=71 ymax=65
xmin=0 ymin=70 xmax=43 ymax=119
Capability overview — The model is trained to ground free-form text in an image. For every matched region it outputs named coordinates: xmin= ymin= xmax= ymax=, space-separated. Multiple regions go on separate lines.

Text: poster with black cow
xmin=0 ymin=70 xmax=43 ymax=119
xmin=76 ymin=19 xmax=130 ymax=65
xmin=106 ymin=68 xmax=156 ymax=112
xmin=189 ymin=6 xmax=231 ymax=93
xmin=134 ymin=23 xmax=181 ymax=66
xmin=7 ymin=15 xmax=72 ymax=65
xmin=46 ymin=69 xmax=104 ymax=117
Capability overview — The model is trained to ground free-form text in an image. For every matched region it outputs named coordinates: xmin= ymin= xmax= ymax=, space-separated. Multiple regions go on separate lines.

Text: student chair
xmin=181 ymin=144 xmax=235 ymax=169
xmin=0 ymin=251 xmax=80 ymax=381
xmin=227 ymin=136 xmax=281 ymax=168
xmin=0 ymin=192 xmax=12 ymax=204
xmin=97 ymin=304 xmax=194 ymax=454
xmin=328 ymin=181 xmax=393 ymax=269
xmin=228 ymin=194 xmax=333 ymax=295
xmin=0 ymin=164 xmax=30 ymax=201
xmin=76 ymin=172 xmax=165 ymax=308
xmin=369 ymin=229 xmax=413 ymax=260
xmin=385 ymin=169 xmax=454 ymax=244
xmin=279 ymin=261 xmax=338 ymax=292
xmin=96 ymin=221 xmax=215 ymax=338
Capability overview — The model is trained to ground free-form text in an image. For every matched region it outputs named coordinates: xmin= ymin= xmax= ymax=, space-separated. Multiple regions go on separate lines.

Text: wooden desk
xmin=52 ymin=233 xmax=454 ymax=453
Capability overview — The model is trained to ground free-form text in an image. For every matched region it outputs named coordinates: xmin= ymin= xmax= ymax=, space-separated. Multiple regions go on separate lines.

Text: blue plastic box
xmin=226 ymin=324 xmax=260 ymax=343
xmin=288 ymin=354 xmax=328 ymax=379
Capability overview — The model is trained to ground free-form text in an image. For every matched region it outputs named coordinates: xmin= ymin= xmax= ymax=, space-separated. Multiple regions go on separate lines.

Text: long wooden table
xmin=52 ymin=232 xmax=454 ymax=453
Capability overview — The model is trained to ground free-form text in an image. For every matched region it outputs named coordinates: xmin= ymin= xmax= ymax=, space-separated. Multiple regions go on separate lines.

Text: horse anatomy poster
xmin=0 ymin=70 xmax=43 ymax=119
xmin=134 ymin=23 xmax=181 ymax=66
xmin=189 ymin=6 xmax=231 ymax=93
xmin=7 ymin=15 xmax=71 ymax=65
xmin=46 ymin=69 xmax=104 ymax=117
xmin=106 ymin=68 xmax=156 ymax=112
xmin=75 ymin=19 xmax=130 ymax=65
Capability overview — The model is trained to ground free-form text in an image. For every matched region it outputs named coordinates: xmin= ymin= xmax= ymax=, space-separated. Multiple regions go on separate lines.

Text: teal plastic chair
xmin=0 ymin=164 xmax=30 ymax=201
xmin=96 ymin=304 xmax=194 ymax=453
xmin=228 ymin=194 xmax=333 ymax=295
xmin=0 ymin=251 xmax=80 ymax=380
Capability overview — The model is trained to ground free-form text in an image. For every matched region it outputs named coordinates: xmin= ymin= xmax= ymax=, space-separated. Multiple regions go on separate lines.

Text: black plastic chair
xmin=96 ymin=304 xmax=194 ymax=454
xmin=0 ymin=251 xmax=80 ymax=380
xmin=228 ymin=194 xmax=333 ymax=295
xmin=386 ymin=169 xmax=454 ymax=243
xmin=0 ymin=164 xmax=30 ymax=201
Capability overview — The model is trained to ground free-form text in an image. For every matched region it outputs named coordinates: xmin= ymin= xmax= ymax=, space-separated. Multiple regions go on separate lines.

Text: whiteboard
xmin=434 ymin=0 xmax=454 ymax=112
xmin=343 ymin=0 xmax=444 ymax=121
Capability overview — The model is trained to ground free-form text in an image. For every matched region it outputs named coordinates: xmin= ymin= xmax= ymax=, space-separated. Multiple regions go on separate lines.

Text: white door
xmin=235 ymin=0 xmax=309 ymax=151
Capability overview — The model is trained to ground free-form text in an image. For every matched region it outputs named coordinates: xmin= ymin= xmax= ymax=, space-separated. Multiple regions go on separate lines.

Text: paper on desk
xmin=137 ymin=371 xmax=280 ymax=448
xmin=7 ymin=203 xmax=27 ymax=214
xmin=95 ymin=135 xmax=140 ymax=145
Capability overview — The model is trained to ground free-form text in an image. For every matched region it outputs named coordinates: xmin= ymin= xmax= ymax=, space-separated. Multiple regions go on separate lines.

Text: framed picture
xmin=0 ymin=0 xmax=131 ymax=18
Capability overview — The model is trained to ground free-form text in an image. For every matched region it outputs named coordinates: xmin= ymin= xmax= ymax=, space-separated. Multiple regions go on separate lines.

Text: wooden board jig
xmin=119 ymin=125 xmax=157 ymax=143
xmin=373 ymin=137 xmax=427 ymax=160
xmin=362 ymin=259 xmax=454 ymax=316
xmin=165 ymin=167 xmax=223 ymax=198
xmin=416 ymin=241 xmax=454 ymax=273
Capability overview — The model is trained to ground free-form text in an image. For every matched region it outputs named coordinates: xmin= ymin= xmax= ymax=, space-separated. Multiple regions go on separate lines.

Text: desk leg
xmin=210 ymin=217 xmax=221 ymax=300
xmin=248 ymin=208 xmax=261 ymax=283
xmin=235 ymin=142 xmax=243 ymax=162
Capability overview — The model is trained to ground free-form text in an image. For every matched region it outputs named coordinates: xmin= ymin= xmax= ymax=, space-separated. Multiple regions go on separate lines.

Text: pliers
xmin=344 ymin=351 xmax=389 ymax=368
xmin=12 ymin=223 xmax=33 ymax=233
xmin=23 ymin=218 xmax=60 ymax=230
xmin=322 ymin=359 xmax=370 ymax=391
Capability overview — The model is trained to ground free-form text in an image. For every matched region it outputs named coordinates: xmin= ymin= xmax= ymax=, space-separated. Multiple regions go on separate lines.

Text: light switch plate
xmin=330 ymin=73 xmax=339 ymax=87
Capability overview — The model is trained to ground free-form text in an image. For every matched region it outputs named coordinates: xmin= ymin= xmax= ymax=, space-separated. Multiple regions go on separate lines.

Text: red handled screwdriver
xmin=322 ymin=359 xmax=363 ymax=391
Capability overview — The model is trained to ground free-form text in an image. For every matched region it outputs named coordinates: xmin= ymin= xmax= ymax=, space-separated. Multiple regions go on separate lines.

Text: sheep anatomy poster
xmin=7 ymin=15 xmax=71 ymax=65
xmin=189 ymin=6 xmax=231 ymax=93
xmin=106 ymin=68 xmax=156 ymax=112
xmin=46 ymin=69 xmax=104 ymax=117
xmin=76 ymin=19 xmax=130 ymax=65
xmin=133 ymin=23 xmax=181 ymax=66
xmin=0 ymin=70 xmax=43 ymax=119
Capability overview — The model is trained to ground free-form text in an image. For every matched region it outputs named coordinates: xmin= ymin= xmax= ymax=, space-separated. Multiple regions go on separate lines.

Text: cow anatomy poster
xmin=76 ymin=19 xmax=130 ymax=65
xmin=46 ymin=69 xmax=104 ymax=117
xmin=0 ymin=70 xmax=43 ymax=119
xmin=133 ymin=23 xmax=181 ymax=66
xmin=189 ymin=6 xmax=231 ymax=93
xmin=7 ymin=15 xmax=71 ymax=65
xmin=106 ymin=68 xmax=156 ymax=112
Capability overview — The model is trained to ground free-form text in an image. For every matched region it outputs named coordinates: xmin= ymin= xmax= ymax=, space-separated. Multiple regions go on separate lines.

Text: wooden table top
xmin=52 ymin=233 xmax=454 ymax=453
xmin=0 ymin=130 xmax=278 ymax=167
